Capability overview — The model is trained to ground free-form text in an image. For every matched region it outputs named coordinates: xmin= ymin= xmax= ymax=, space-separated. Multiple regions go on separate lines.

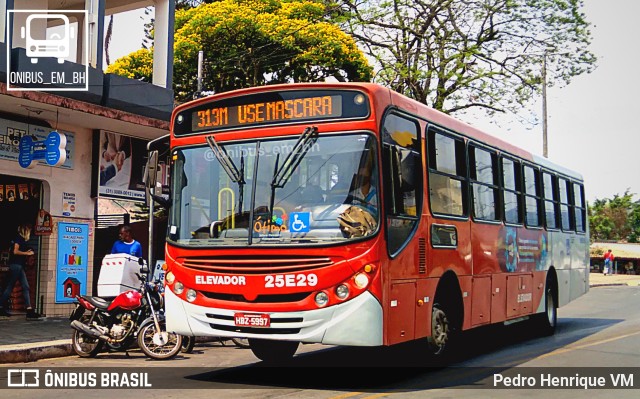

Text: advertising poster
xmin=34 ymin=209 xmax=53 ymax=236
xmin=0 ymin=118 xmax=75 ymax=168
xmin=62 ymin=192 xmax=76 ymax=217
xmin=96 ymin=130 xmax=149 ymax=202
xmin=6 ymin=184 xmax=16 ymax=202
xmin=18 ymin=183 xmax=29 ymax=200
xmin=56 ymin=222 xmax=89 ymax=303
xmin=0 ymin=185 xmax=3 ymax=202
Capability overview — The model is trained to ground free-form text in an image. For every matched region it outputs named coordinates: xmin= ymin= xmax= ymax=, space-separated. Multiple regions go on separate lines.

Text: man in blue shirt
xmin=111 ymin=225 xmax=143 ymax=258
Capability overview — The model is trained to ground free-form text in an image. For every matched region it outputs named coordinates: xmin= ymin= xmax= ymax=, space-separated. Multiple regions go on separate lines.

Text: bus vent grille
xmin=180 ymin=255 xmax=333 ymax=274
xmin=201 ymin=291 xmax=312 ymax=303
xmin=419 ymin=238 xmax=426 ymax=274
xmin=210 ymin=324 xmax=301 ymax=335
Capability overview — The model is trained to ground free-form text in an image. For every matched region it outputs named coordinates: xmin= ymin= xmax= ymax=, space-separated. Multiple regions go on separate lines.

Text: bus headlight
xmin=335 ymin=284 xmax=349 ymax=300
xmin=354 ymin=273 xmax=369 ymax=289
xmin=315 ymin=292 xmax=329 ymax=307
xmin=173 ymin=281 xmax=184 ymax=295
xmin=186 ymin=289 xmax=197 ymax=302
xmin=165 ymin=272 xmax=175 ymax=284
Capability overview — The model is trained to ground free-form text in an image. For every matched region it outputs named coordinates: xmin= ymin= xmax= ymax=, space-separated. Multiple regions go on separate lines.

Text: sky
xmin=106 ymin=1 xmax=639 ymax=204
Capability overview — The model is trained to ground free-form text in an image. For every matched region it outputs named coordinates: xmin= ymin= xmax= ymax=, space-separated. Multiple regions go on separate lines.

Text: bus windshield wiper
xmin=271 ymin=126 xmax=318 ymax=189
xmin=206 ymin=135 xmax=244 ymax=184
xmin=268 ymin=126 xmax=319 ymax=224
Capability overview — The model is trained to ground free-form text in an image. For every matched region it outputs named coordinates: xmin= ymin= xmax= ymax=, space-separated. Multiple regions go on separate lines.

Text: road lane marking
xmin=328 ymin=392 xmax=390 ymax=399
xmin=538 ymin=330 xmax=640 ymax=359
xmin=329 ymin=392 xmax=365 ymax=399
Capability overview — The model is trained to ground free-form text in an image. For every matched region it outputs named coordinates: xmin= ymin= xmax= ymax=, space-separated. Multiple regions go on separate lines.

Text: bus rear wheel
xmin=248 ymin=338 xmax=299 ymax=363
xmin=533 ymin=284 xmax=557 ymax=336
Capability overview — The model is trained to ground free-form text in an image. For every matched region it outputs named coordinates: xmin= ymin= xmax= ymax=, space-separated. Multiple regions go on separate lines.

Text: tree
xmin=588 ymin=191 xmax=640 ymax=243
xmin=339 ymin=0 xmax=596 ymax=115
xmin=107 ymin=0 xmax=371 ymax=102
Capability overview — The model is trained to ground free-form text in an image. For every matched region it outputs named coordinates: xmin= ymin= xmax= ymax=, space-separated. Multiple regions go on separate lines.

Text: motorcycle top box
xmin=97 ymin=254 xmax=147 ymax=297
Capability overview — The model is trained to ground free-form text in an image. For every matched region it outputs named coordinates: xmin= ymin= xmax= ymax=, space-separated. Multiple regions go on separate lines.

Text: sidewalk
xmin=1 ymin=272 xmax=639 ymax=364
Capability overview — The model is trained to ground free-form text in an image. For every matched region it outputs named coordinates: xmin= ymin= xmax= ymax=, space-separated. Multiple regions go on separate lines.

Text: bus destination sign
xmin=174 ymin=90 xmax=370 ymax=135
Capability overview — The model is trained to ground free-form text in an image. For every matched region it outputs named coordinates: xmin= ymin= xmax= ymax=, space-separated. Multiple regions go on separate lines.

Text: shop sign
xmin=34 ymin=209 xmax=53 ymax=236
xmin=55 ymin=222 xmax=89 ymax=303
xmin=0 ymin=119 xmax=74 ymax=168
xmin=18 ymin=131 xmax=67 ymax=168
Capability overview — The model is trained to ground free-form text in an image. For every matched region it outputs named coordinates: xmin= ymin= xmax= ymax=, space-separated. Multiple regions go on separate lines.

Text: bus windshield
xmin=168 ymin=132 xmax=379 ymax=246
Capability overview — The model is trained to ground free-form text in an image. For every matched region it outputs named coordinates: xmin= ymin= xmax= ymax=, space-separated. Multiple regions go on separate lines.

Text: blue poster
xmin=56 ymin=222 xmax=89 ymax=303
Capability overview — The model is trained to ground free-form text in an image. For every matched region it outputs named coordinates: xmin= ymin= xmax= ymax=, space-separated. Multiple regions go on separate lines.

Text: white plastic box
xmin=97 ymin=254 xmax=146 ymax=297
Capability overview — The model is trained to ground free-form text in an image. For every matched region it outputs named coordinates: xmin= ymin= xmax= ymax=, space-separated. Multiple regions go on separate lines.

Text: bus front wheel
xmin=427 ymin=303 xmax=451 ymax=356
xmin=248 ymin=338 xmax=299 ymax=363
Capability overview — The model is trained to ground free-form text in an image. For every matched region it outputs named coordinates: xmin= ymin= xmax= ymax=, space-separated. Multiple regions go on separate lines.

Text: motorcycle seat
xmin=83 ymin=296 xmax=112 ymax=310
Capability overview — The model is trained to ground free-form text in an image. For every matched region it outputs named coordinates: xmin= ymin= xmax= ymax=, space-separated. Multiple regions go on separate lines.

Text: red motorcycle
xmin=69 ymin=263 xmax=182 ymax=360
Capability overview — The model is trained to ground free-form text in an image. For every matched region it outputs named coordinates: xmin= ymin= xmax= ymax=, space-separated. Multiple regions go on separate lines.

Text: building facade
xmin=0 ymin=0 xmax=174 ymax=316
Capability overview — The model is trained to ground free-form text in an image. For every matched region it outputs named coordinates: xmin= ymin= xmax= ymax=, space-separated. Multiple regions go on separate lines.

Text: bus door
xmin=380 ymin=113 xmax=423 ymax=344
xmin=467 ymin=144 xmax=501 ymax=326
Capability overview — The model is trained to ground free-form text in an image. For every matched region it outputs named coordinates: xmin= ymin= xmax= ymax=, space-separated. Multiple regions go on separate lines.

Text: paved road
xmin=2 ymin=285 xmax=639 ymax=398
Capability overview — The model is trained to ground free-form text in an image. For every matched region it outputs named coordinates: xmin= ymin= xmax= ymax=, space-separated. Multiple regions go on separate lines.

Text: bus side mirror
xmin=144 ymin=150 xmax=159 ymax=189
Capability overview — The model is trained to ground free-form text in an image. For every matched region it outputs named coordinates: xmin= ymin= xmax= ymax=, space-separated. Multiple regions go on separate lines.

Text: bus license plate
xmin=234 ymin=313 xmax=270 ymax=328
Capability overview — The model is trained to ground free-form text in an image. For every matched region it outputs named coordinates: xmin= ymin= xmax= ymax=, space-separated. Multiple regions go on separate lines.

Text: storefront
xmin=0 ymin=176 xmax=42 ymax=313
xmin=0 ymin=105 xmax=168 ymax=317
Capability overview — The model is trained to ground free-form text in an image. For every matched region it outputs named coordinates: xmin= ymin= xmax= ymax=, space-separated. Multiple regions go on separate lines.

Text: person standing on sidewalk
xmin=0 ymin=224 xmax=42 ymax=320
xmin=111 ymin=225 xmax=143 ymax=258
xmin=603 ymin=249 xmax=615 ymax=275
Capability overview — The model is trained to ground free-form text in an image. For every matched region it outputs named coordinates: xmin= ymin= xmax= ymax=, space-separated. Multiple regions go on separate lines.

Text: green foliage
xmin=108 ymin=0 xmax=371 ymax=102
xmin=130 ymin=201 xmax=166 ymax=221
xmin=340 ymin=0 xmax=597 ymax=116
xmin=588 ymin=190 xmax=640 ymax=243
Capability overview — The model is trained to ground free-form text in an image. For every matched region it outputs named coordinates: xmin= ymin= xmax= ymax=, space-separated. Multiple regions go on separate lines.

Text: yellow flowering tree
xmin=107 ymin=0 xmax=371 ymax=102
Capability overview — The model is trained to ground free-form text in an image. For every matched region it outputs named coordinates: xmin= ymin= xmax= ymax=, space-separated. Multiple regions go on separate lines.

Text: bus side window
xmin=559 ymin=178 xmax=573 ymax=230
xmin=469 ymin=145 xmax=499 ymax=221
xmin=523 ymin=164 xmax=542 ymax=227
xmin=542 ymin=172 xmax=560 ymax=229
xmin=573 ymin=183 xmax=586 ymax=232
xmin=428 ymin=128 xmax=467 ymax=217
xmin=501 ymin=157 xmax=523 ymax=225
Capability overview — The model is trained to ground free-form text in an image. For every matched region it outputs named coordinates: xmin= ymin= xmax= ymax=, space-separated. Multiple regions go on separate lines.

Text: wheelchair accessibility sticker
xmin=289 ymin=212 xmax=310 ymax=233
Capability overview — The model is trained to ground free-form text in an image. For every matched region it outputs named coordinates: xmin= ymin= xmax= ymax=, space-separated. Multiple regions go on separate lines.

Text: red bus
xmin=155 ymin=82 xmax=589 ymax=362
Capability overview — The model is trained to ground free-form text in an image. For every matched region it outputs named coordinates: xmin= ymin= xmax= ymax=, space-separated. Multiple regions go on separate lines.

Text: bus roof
xmin=173 ymin=82 xmax=583 ymax=182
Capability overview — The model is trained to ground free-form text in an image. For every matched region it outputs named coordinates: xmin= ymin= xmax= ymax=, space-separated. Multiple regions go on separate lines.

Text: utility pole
xmin=197 ymin=50 xmax=204 ymax=94
xmin=542 ymin=53 xmax=548 ymax=158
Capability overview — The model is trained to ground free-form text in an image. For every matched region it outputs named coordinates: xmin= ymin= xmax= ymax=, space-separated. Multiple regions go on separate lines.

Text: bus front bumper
xmin=165 ymin=288 xmax=383 ymax=346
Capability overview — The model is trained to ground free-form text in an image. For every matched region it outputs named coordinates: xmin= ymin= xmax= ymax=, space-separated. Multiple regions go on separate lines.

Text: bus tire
xmin=248 ymin=339 xmax=298 ymax=363
xmin=533 ymin=283 xmax=557 ymax=336
xmin=427 ymin=303 xmax=451 ymax=357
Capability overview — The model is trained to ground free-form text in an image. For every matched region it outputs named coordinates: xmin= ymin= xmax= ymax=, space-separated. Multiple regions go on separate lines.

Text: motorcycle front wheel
xmin=137 ymin=320 xmax=182 ymax=360
xmin=71 ymin=316 xmax=104 ymax=358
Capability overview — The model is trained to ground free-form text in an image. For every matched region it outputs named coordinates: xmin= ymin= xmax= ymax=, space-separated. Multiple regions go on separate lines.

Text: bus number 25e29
xmin=265 ymin=273 xmax=318 ymax=288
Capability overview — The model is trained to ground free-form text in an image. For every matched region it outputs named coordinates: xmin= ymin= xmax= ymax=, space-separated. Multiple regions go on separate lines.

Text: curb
xmin=0 ymin=340 xmax=72 ymax=364
xmin=590 ymin=283 xmax=627 ymax=288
